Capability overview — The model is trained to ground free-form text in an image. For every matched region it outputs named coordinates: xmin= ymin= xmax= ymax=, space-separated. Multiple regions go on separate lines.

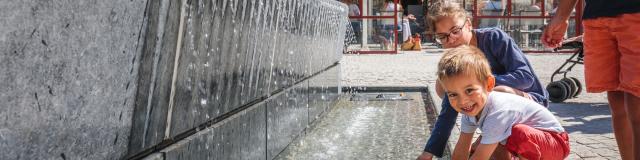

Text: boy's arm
xmin=452 ymin=132 xmax=474 ymax=160
xmin=469 ymin=143 xmax=499 ymax=160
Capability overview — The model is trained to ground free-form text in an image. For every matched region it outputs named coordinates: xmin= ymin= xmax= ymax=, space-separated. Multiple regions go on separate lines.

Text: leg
xmin=613 ymin=12 xmax=640 ymax=159
xmin=380 ymin=37 xmax=388 ymax=50
xmin=625 ymin=93 xmax=640 ymax=159
xmin=423 ymin=96 xmax=459 ymax=157
xmin=504 ymin=124 xmax=570 ymax=160
xmin=491 ymin=144 xmax=512 ymax=160
xmin=608 ymin=91 xmax=633 ymax=160
xmin=470 ymin=136 xmax=510 ymax=159
xmin=583 ymin=16 xmax=631 ymax=159
xmin=382 ymin=24 xmax=393 ymax=50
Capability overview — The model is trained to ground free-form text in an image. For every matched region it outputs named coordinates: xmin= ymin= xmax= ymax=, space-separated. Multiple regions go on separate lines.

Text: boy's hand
xmin=416 ymin=152 xmax=433 ymax=160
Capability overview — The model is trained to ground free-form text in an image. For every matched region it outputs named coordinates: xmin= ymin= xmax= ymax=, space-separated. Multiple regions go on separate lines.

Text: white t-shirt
xmin=381 ymin=2 xmax=401 ymax=25
xmin=483 ymin=0 xmax=504 ymax=11
xmin=460 ymin=92 xmax=565 ymax=144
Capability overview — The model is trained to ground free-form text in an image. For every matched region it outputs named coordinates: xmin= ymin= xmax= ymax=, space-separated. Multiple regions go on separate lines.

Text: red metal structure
xmin=345 ymin=0 xmax=584 ymax=54
xmin=346 ymin=0 xmax=402 ymax=54
xmin=468 ymin=0 xmax=583 ymax=53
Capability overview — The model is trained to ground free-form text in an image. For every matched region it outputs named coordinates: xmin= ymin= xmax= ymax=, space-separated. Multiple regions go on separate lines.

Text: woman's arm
xmin=490 ymin=29 xmax=536 ymax=90
xmin=452 ymin=132 xmax=474 ymax=160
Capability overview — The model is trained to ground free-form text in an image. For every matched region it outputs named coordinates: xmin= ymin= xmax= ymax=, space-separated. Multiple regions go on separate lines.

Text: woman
xmin=417 ymin=2 xmax=549 ymax=159
xmin=380 ymin=0 xmax=403 ymax=49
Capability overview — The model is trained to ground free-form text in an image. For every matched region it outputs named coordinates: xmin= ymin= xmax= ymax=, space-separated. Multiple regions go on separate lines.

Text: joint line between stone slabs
xmin=141 ymin=0 xmax=170 ymax=148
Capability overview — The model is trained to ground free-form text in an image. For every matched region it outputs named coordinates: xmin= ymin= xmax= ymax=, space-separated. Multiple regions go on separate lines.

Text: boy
xmin=437 ymin=45 xmax=569 ymax=160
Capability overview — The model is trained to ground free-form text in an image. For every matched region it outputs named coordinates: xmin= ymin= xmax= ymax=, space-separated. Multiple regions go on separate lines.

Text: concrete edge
xmin=341 ymin=86 xmax=429 ymax=93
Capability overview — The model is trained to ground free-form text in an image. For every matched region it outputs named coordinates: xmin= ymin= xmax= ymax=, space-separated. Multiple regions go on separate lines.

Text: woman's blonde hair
xmin=437 ymin=45 xmax=492 ymax=84
xmin=426 ymin=1 xmax=470 ymax=33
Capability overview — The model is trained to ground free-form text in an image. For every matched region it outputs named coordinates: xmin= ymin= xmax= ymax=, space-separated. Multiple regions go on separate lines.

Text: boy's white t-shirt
xmin=460 ymin=92 xmax=565 ymax=144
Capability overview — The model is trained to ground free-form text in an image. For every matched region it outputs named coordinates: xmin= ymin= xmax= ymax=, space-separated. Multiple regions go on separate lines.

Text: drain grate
xmin=349 ymin=92 xmax=413 ymax=101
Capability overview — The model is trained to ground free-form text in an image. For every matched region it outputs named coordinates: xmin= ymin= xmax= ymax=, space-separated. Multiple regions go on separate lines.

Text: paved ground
xmin=341 ymin=46 xmax=619 ymax=159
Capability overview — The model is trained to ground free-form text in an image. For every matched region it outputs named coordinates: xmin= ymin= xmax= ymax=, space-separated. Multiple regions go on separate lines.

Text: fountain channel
xmin=275 ymin=87 xmax=451 ymax=159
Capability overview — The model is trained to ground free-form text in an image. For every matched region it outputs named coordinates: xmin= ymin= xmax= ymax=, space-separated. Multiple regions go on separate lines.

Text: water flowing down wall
xmin=1 ymin=0 xmax=346 ymax=159
xmin=129 ymin=0 xmax=345 ymax=159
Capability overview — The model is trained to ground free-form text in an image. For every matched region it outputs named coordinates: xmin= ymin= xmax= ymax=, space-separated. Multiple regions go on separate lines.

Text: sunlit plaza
xmin=1 ymin=0 xmax=634 ymax=159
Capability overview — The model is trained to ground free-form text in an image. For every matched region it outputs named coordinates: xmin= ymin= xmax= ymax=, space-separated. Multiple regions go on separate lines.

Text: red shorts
xmin=503 ymin=124 xmax=570 ymax=160
xmin=582 ymin=13 xmax=640 ymax=97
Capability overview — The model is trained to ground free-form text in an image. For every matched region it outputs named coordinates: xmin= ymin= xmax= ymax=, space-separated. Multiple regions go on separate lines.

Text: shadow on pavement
xmin=549 ymin=102 xmax=612 ymax=134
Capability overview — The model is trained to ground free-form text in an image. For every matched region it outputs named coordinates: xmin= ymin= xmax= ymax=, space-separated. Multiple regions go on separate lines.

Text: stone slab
xmin=162 ymin=102 xmax=267 ymax=160
xmin=0 ymin=0 xmax=147 ymax=159
xmin=266 ymin=83 xmax=309 ymax=160
xmin=128 ymin=0 xmax=182 ymax=154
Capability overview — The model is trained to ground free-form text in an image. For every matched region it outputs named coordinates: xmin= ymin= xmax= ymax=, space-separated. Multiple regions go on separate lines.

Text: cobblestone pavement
xmin=341 ymin=47 xmax=619 ymax=159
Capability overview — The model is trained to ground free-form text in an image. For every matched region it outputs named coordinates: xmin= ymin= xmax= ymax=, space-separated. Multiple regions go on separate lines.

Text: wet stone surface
xmin=275 ymin=92 xmax=435 ymax=159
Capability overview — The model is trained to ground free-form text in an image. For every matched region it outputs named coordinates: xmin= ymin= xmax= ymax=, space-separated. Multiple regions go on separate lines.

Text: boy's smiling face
xmin=441 ymin=72 xmax=495 ymax=118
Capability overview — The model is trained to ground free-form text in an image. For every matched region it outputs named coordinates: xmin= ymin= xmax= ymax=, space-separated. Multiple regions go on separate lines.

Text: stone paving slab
xmin=341 ymin=48 xmax=619 ymax=159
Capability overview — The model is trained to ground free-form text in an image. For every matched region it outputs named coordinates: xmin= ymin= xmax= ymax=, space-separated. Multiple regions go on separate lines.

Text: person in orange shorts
xmin=542 ymin=0 xmax=640 ymax=159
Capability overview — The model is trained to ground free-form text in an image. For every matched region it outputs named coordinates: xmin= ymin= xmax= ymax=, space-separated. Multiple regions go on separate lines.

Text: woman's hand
xmin=416 ymin=152 xmax=434 ymax=160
